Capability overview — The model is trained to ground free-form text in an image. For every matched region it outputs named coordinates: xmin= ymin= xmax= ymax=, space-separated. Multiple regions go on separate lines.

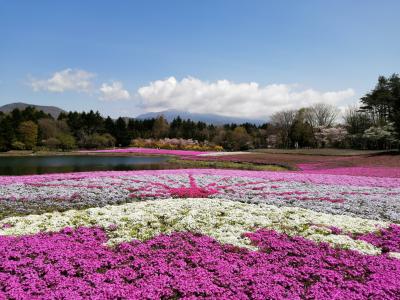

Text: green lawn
xmin=167 ymin=158 xmax=288 ymax=171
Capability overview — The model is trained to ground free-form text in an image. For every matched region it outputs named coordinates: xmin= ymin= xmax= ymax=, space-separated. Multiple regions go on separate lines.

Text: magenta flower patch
xmin=357 ymin=224 xmax=400 ymax=253
xmin=0 ymin=227 xmax=399 ymax=299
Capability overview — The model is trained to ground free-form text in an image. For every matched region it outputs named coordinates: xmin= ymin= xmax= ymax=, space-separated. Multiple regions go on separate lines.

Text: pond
xmin=0 ymin=155 xmax=170 ymax=175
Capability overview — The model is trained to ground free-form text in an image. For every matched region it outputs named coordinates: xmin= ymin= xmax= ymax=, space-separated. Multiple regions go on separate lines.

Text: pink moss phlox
xmin=2 ymin=168 xmax=399 ymax=188
xmin=107 ymin=224 xmax=118 ymax=231
xmin=357 ymin=224 xmax=400 ymax=253
xmin=128 ymin=174 xmax=219 ymax=199
xmin=328 ymin=226 xmax=343 ymax=235
xmin=299 ymin=165 xmax=400 ymax=178
xmin=0 ymin=227 xmax=399 ymax=299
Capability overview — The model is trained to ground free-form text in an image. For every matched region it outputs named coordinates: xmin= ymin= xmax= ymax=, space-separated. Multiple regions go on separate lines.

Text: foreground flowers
xmin=1 ymin=227 xmax=399 ymax=300
xmin=0 ymin=168 xmax=399 ymax=298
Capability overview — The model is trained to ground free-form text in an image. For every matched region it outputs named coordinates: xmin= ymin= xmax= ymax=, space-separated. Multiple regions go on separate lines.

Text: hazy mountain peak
xmin=136 ymin=110 xmax=267 ymax=125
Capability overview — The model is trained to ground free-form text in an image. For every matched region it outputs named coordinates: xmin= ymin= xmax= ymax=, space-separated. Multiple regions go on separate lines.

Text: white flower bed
xmin=0 ymin=198 xmax=390 ymax=256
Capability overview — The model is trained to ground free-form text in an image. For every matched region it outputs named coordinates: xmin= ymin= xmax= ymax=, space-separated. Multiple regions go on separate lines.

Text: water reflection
xmin=0 ymin=155 xmax=170 ymax=175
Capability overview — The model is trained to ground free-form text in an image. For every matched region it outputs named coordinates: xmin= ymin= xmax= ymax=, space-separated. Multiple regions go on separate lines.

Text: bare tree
xmin=270 ymin=109 xmax=297 ymax=148
xmin=304 ymin=103 xmax=339 ymax=128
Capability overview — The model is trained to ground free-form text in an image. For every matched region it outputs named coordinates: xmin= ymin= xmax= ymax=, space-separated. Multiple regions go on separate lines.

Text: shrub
xmin=44 ymin=137 xmax=61 ymax=150
xmin=57 ymin=134 xmax=76 ymax=151
xmin=11 ymin=140 xmax=25 ymax=150
xmin=79 ymin=134 xmax=115 ymax=149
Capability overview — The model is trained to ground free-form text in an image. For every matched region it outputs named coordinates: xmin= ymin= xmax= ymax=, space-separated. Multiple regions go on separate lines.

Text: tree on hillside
xmin=18 ymin=121 xmax=38 ymax=150
xmin=342 ymin=105 xmax=373 ymax=149
xmin=361 ymin=74 xmax=400 ymax=138
xmin=104 ymin=117 xmax=115 ymax=136
xmin=38 ymin=118 xmax=58 ymax=140
xmin=82 ymin=110 xmax=104 ymax=134
xmin=363 ymin=123 xmax=397 ymax=149
xmin=231 ymin=126 xmax=252 ymax=150
xmin=343 ymin=105 xmax=372 ymax=135
xmin=169 ymin=116 xmax=183 ymax=138
xmin=0 ymin=117 xmax=15 ymax=151
xmin=152 ymin=116 xmax=169 ymax=139
xmin=63 ymin=111 xmax=84 ymax=137
xmin=114 ymin=117 xmax=130 ymax=146
xmin=289 ymin=109 xmax=314 ymax=148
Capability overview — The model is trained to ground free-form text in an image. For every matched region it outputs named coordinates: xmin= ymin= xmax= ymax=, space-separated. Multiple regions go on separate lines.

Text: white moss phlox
xmin=0 ymin=198 xmax=389 ymax=255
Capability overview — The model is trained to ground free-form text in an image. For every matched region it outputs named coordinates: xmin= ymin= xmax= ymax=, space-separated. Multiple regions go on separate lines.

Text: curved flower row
xmin=1 ymin=172 xmax=399 ymax=222
xmin=0 ymin=198 xmax=394 ymax=256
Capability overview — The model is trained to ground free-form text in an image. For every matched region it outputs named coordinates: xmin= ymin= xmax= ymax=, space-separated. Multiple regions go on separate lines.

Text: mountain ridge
xmin=0 ymin=102 xmax=66 ymax=118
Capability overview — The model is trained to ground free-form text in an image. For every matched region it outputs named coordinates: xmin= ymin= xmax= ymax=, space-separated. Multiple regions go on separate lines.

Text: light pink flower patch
xmin=299 ymin=165 xmax=400 ymax=178
xmin=1 ymin=168 xmax=399 ymax=188
xmin=125 ymin=175 xmax=270 ymax=199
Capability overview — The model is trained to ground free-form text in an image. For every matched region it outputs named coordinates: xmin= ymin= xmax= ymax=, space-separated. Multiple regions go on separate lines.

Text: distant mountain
xmin=136 ymin=110 xmax=267 ymax=125
xmin=0 ymin=102 xmax=66 ymax=118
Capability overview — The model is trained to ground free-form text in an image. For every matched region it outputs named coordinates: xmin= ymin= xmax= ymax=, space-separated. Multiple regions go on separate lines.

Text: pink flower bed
xmin=1 ymin=227 xmax=399 ymax=300
xmin=81 ymin=147 xmax=214 ymax=157
xmin=299 ymin=164 xmax=400 ymax=178
xmin=127 ymin=175 xmax=219 ymax=199
xmin=357 ymin=224 xmax=400 ymax=253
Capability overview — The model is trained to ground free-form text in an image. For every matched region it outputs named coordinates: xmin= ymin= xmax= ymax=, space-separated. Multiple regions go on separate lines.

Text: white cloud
xmin=138 ymin=76 xmax=356 ymax=118
xmin=30 ymin=68 xmax=95 ymax=93
xmin=99 ymin=81 xmax=130 ymax=101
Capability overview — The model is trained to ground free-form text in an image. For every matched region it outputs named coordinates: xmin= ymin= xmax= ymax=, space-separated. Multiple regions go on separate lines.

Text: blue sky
xmin=1 ymin=0 xmax=399 ymax=118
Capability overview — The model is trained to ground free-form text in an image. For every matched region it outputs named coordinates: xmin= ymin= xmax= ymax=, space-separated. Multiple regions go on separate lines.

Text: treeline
xmin=1 ymin=73 xmax=398 ymax=152
xmin=268 ymin=74 xmax=400 ymax=150
xmin=0 ymin=108 xmax=270 ymax=152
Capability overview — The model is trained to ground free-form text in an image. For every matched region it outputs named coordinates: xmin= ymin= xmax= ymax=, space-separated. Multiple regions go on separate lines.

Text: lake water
xmin=0 ymin=155 xmax=170 ymax=175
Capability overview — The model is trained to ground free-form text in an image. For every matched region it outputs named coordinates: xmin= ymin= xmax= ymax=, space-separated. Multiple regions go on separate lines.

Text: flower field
xmin=0 ymin=168 xmax=399 ymax=298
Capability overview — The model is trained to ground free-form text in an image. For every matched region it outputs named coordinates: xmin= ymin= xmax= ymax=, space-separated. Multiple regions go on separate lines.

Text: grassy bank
xmin=167 ymin=158 xmax=288 ymax=171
